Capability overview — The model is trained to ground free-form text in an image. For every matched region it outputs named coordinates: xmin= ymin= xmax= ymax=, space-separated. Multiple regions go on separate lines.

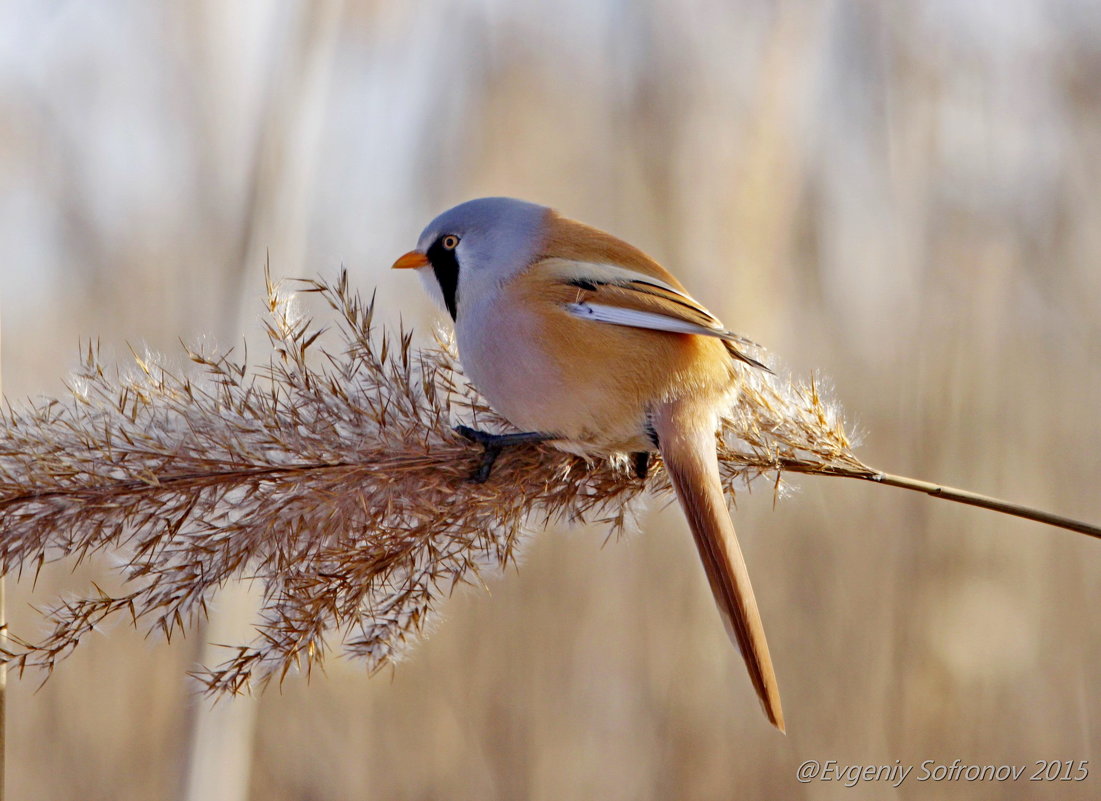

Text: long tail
xmin=653 ymin=399 xmax=785 ymax=731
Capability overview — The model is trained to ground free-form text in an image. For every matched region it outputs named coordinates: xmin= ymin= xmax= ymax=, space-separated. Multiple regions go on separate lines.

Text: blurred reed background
xmin=2 ymin=0 xmax=1100 ymax=799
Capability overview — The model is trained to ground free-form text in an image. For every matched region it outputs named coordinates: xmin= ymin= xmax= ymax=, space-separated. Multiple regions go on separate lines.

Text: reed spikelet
xmin=0 ymin=271 xmax=1094 ymax=694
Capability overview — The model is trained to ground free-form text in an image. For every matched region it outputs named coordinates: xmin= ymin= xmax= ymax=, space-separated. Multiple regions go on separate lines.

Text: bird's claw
xmin=453 ymin=425 xmax=555 ymax=483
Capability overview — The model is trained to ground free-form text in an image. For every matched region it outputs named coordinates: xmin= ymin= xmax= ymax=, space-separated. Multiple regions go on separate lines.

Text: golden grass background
xmin=2 ymin=1 xmax=1100 ymax=799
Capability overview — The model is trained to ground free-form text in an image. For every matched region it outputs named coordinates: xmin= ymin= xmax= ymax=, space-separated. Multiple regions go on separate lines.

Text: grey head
xmin=413 ymin=197 xmax=550 ymax=321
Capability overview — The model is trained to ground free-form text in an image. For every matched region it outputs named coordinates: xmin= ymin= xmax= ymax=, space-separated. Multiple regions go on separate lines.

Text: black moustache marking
xmin=426 ymin=238 xmax=460 ymax=320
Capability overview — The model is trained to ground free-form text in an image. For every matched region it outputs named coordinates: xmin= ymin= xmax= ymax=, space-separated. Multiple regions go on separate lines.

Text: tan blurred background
xmin=2 ymin=0 xmax=1101 ymax=799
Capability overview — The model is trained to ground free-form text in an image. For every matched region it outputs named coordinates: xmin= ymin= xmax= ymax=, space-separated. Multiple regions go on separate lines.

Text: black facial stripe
xmin=426 ymin=238 xmax=460 ymax=320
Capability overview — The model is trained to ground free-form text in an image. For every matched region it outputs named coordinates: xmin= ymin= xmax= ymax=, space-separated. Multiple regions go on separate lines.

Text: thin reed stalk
xmin=858 ymin=472 xmax=1101 ymax=539
xmin=0 ymin=271 xmax=1094 ymax=695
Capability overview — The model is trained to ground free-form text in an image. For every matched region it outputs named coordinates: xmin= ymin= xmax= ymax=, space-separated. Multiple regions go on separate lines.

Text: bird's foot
xmin=454 ymin=425 xmax=556 ymax=483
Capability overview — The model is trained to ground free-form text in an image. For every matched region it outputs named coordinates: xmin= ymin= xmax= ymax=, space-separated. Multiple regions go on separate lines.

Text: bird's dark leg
xmin=454 ymin=425 xmax=557 ymax=483
xmin=634 ymin=416 xmax=659 ymax=480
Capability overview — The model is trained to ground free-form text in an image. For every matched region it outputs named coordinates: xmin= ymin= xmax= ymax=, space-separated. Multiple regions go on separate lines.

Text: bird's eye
xmin=441 ymin=234 xmax=460 ymax=250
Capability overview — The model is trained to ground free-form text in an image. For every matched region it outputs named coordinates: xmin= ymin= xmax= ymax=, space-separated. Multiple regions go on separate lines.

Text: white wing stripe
xmin=565 ymin=302 xmax=731 ymax=339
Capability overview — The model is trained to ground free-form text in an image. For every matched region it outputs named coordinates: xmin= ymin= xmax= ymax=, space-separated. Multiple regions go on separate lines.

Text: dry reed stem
xmin=0 ymin=271 xmax=1092 ymax=695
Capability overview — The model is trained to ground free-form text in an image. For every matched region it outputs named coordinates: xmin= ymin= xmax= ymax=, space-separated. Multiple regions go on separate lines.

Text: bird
xmin=392 ymin=197 xmax=784 ymax=731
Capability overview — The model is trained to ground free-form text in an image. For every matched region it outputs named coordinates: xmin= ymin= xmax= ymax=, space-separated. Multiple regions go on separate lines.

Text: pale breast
xmin=455 ymin=290 xmax=577 ymax=435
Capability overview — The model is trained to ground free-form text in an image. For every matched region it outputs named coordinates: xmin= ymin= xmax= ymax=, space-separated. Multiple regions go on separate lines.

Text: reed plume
xmin=0 ymin=271 xmax=1095 ymax=695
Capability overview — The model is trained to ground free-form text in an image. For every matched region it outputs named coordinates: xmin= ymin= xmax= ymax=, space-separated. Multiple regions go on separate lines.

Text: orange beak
xmin=392 ymin=250 xmax=429 ymax=270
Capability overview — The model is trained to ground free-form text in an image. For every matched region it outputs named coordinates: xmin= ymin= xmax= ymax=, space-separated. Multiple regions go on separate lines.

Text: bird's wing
xmin=539 ymin=258 xmax=768 ymax=370
xmin=652 ymin=397 xmax=785 ymax=731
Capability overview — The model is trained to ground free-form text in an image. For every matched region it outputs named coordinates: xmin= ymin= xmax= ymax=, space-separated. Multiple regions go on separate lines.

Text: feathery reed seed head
xmin=0 ymin=271 xmax=869 ymax=693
